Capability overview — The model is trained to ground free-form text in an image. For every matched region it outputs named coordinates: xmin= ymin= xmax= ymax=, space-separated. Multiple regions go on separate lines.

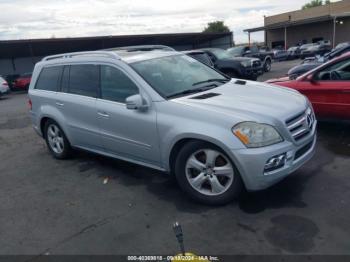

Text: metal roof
xmin=0 ymin=32 xmax=232 ymax=59
xmin=244 ymin=12 xmax=350 ymax=33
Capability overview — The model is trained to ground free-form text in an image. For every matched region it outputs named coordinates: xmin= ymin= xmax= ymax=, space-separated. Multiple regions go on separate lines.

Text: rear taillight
xmin=28 ymin=99 xmax=32 ymax=110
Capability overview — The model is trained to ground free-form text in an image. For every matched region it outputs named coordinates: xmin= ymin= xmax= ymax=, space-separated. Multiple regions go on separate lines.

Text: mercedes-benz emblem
xmin=306 ymin=114 xmax=313 ymax=129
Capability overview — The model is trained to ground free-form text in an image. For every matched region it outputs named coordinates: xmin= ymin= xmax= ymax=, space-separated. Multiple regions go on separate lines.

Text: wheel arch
xmin=167 ymin=136 xmax=245 ymax=180
xmin=38 ymin=107 xmax=69 ymax=141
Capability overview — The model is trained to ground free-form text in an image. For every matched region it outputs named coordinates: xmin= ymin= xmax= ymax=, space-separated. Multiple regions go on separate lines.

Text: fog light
xmin=264 ymin=153 xmax=286 ymax=173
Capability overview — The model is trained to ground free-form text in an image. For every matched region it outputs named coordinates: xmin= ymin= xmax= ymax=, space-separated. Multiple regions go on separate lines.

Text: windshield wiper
xmin=167 ymin=86 xmax=215 ymax=99
xmin=192 ymin=78 xmax=230 ymax=86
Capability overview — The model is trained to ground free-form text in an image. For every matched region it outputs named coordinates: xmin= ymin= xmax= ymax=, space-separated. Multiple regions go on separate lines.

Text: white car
xmin=0 ymin=76 xmax=9 ymax=97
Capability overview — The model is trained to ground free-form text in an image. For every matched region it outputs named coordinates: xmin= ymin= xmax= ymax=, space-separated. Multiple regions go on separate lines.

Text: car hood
xmin=288 ymin=63 xmax=320 ymax=75
xmin=172 ymin=80 xmax=307 ymax=122
xmin=229 ymin=57 xmax=257 ymax=62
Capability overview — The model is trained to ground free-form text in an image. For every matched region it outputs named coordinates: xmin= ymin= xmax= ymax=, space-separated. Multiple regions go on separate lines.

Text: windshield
xmin=227 ymin=47 xmax=245 ymax=57
xmin=210 ymin=49 xmax=233 ymax=59
xmin=131 ymin=54 xmax=228 ymax=98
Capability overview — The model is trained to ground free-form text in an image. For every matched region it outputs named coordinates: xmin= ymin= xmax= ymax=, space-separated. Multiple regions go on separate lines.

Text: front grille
xmin=252 ymin=60 xmax=261 ymax=67
xmin=286 ymin=108 xmax=315 ymax=142
xmin=294 ymin=140 xmax=313 ymax=160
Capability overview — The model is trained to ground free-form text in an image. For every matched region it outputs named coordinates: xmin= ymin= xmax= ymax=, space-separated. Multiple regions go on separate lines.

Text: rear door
xmin=297 ymin=58 xmax=350 ymax=119
xmin=55 ymin=64 xmax=102 ymax=150
xmin=96 ymin=64 xmax=160 ymax=166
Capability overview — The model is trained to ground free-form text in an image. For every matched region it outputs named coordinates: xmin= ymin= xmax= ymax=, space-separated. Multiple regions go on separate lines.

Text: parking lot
xmin=0 ymin=60 xmax=350 ymax=257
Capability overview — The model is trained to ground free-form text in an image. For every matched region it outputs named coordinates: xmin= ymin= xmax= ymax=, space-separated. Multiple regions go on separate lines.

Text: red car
xmin=267 ymin=52 xmax=350 ymax=119
xmin=12 ymin=72 xmax=32 ymax=90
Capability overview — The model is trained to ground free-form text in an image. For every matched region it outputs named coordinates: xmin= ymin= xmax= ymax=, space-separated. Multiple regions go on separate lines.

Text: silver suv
xmin=28 ymin=50 xmax=316 ymax=205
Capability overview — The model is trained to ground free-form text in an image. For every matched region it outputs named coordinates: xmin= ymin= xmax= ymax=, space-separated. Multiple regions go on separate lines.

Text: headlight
xmin=240 ymin=61 xmax=251 ymax=67
xmin=232 ymin=122 xmax=283 ymax=148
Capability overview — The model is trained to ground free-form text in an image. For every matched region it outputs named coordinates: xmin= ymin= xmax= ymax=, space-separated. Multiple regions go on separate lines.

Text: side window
xmin=206 ymin=52 xmax=216 ymax=62
xmin=35 ymin=66 xmax=63 ymax=91
xmin=315 ymin=59 xmax=350 ymax=81
xmin=190 ymin=54 xmax=213 ymax=67
xmin=251 ymin=46 xmax=259 ymax=53
xmin=69 ymin=64 xmax=99 ymax=97
xmin=100 ymin=65 xmax=139 ymax=103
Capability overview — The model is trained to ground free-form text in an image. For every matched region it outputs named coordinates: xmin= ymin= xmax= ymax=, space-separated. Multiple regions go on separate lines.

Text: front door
xmin=297 ymin=58 xmax=350 ymax=119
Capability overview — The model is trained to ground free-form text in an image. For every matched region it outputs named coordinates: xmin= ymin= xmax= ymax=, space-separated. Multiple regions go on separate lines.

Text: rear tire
xmin=264 ymin=59 xmax=272 ymax=72
xmin=175 ymin=141 xmax=243 ymax=205
xmin=44 ymin=119 xmax=72 ymax=159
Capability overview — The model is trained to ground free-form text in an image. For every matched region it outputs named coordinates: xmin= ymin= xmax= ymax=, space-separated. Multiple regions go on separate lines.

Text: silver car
xmin=28 ymin=50 xmax=316 ymax=205
xmin=0 ymin=76 xmax=10 ymax=97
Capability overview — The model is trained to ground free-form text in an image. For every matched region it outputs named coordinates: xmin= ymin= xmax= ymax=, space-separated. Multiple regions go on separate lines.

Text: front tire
xmin=44 ymin=119 xmax=71 ymax=159
xmin=175 ymin=141 xmax=243 ymax=205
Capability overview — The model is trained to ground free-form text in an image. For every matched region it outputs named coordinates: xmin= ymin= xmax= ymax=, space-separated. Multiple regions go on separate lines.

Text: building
xmin=244 ymin=0 xmax=350 ymax=49
xmin=0 ymin=32 xmax=233 ymax=76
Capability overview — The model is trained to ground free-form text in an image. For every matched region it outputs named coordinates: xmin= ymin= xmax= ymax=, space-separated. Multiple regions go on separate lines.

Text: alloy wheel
xmin=185 ymin=149 xmax=234 ymax=196
xmin=47 ymin=124 xmax=64 ymax=154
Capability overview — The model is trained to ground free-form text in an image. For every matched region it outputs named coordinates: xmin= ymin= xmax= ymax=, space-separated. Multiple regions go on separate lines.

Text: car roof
xmin=182 ymin=50 xmax=207 ymax=54
xmin=115 ymin=50 xmax=181 ymax=63
xmin=40 ymin=50 xmax=183 ymax=65
xmin=107 ymin=45 xmax=175 ymax=52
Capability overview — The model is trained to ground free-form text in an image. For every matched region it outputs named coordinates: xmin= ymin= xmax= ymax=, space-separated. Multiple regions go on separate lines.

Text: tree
xmin=302 ymin=0 xmax=330 ymax=10
xmin=203 ymin=21 xmax=230 ymax=33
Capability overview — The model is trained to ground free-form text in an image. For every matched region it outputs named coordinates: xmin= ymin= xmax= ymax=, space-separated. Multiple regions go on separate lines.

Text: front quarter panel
xmin=155 ymin=101 xmax=246 ymax=171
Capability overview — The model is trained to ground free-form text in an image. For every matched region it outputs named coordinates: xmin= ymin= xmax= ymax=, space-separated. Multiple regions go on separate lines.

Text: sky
xmin=0 ymin=0 xmax=321 ymax=43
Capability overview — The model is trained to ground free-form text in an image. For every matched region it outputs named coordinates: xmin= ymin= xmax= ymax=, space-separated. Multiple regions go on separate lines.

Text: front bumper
xmin=0 ymin=88 xmax=10 ymax=96
xmin=242 ymin=66 xmax=264 ymax=79
xmin=229 ymin=126 xmax=317 ymax=191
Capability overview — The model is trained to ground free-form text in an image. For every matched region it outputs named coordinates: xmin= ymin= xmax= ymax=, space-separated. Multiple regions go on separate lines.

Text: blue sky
xmin=0 ymin=0 xmax=326 ymax=43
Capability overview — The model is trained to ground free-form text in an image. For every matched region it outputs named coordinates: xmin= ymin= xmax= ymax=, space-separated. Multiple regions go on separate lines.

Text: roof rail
xmin=42 ymin=51 xmax=120 ymax=61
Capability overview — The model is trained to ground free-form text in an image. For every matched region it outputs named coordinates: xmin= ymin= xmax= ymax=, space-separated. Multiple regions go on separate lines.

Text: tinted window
xmin=189 ymin=53 xmax=213 ymax=67
xmin=69 ymin=65 xmax=99 ymax=97
xmin=316 ymin=58 xmax=350 ymax=81
xmin=35 ymin=66 xmax=62 ymax=91
xmin=100 ymin=65 xmax=139 ymax=103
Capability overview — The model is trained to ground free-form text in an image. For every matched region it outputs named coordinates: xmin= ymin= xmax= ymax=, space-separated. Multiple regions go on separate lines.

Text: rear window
xmin=35 ymin=66 xmax=62 ymax=91
xmin=68 ymin=65 xmax=99 ymax=98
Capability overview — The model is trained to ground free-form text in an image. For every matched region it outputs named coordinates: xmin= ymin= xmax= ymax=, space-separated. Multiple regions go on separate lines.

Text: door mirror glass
xmin=126 ymin=94 xmax=148 ymax=110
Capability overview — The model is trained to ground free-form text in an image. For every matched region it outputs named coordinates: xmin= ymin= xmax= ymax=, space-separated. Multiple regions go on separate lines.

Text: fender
xmin=37 ymin=104 xmax=70 ymax=140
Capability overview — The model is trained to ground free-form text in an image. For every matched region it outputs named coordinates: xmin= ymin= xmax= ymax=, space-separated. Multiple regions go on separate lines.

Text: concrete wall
xmin=0 ymin=56 xmax=42 ymax=76
xmin=266 ymin=17 xmax=350 ymax=48
xmin=265 ymin=0 xmax=350 ymax=26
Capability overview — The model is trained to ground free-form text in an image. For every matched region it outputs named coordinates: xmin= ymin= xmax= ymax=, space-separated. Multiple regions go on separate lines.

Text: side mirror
xmin=243 ymin=50 xmax=252 ymax=56
xmin=305 ymin=74 xmax=316 ymax=83
xmin=125 ymin=94 xmax=148 ymax=111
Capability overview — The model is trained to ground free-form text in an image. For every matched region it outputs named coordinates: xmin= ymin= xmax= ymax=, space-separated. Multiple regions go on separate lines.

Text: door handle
xmin=98 ymin=111 xmax=110 ymax=118
xmin=55 ymin=102 xmax=64 ymax=106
